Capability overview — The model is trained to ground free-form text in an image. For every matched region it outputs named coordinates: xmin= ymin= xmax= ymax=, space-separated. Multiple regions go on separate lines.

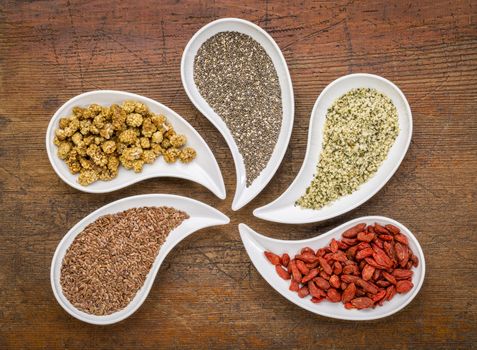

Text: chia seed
xmin=193 ymin=31 xmax=282 ymax=187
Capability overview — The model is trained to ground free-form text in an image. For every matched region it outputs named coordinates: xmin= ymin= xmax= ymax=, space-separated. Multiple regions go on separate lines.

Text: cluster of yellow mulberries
xmin=54 ymin=101 xmax=197 ymax=186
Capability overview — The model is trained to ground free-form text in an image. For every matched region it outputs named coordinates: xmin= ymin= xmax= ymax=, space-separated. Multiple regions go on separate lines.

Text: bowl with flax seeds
xmin=181 ymin=18 xmax=294 ymax=211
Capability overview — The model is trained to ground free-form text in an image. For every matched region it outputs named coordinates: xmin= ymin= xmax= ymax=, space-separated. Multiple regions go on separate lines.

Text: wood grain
xmin=0 ymin=0 xmax=476 ymax=348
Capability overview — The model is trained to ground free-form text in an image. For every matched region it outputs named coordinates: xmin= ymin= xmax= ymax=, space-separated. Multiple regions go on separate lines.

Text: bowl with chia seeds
xmin=254 ymin=74 xmax=412 ymax=224
xmin=181 ymin=18 xmax=294 ymax=211
xmin=50 ymin=194 xmax=230 ymax=325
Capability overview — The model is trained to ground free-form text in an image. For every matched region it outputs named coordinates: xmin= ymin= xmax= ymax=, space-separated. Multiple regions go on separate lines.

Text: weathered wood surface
xmin=0 ymin=0 xmax=476 ymax=348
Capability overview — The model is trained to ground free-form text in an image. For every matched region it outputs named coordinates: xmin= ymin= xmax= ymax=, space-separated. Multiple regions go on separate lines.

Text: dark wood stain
xmin=0 ymin=0 xmax=476 ymax=348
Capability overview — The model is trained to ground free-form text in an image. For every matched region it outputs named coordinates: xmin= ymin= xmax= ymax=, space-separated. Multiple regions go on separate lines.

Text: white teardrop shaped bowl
xmin=51 ymin=194 xmax=230 ymax=325
xmin=46 ymin=90 xmax=226 ymax=199
xmin=254 ymin=74 xmax=412 ymax=223
xmin=239 ymin=216 xmax=425 ymax=321
xmin=181 ymin=18 xmax=294 ymax=211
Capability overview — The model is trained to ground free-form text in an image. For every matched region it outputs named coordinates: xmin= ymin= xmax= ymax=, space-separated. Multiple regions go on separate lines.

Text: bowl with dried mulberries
xmin=46 ymin=90 xmax=225 ymax=198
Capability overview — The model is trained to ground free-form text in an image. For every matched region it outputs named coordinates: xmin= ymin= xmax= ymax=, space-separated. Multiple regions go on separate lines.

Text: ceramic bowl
xmin=181 ymin=18 xmax=294 ymax=210
xmin=254 ymin=74 xmax=412 ymax=223
xmin=51 ymin=194 xmax=230 ymax=325
xmin=46 ymin=90 xmax=226 ymax=198
xmin=239 ymin=216 xmax=425 ymax=321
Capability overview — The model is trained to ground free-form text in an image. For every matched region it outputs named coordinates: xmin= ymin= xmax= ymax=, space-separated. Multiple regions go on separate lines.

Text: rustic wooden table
xmin=1 ymin=0 xmax=476 ymax=348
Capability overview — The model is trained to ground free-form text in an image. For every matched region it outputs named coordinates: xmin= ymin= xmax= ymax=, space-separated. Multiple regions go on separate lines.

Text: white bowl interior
xmin=181 ymin=18 xmax=294 ymax=210
xmin=254 ymin=73 xmax=412 ymax=223
xmin=46 ymin=90 xmax=226 ymax=198
xmin=51 ymin=194 xmax=230 ymax=325
xmin=239 ymin=216 xmax=425 ymax=321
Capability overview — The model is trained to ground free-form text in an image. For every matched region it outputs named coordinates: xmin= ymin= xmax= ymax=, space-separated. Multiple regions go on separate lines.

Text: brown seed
xmin=356 ymin=279 xmax=378 ymax=294
xmin=327 ymin=288 xmax=341 ymax=302
xmin=344 ymin=302 xmax=355 ymax=309
xmin=374 ymin=238 xmax=384 ymax=249
xmin=281 ymin=253 xmax=290 ymax=267
xmin=372 ymin=269 xmax=381 ymax=281
xmin=330 ymin=251 xmax=348 ymax=262
xmin=393 ymin=269 xmax=413 ymax=280
xmin=311 ymin=297 xmax=324 ymax=303
xmin=396 ymin=280 xmax=414 ymax=293
xmin=372 ymin=290 xmax=386 ymax=302
xmin=356 ymin=247 xmax=374 ymax=260
xmin=351 ymin=297 xmax=374 ymax=309
xmin=379 ymin=235 xmax=394 ymax=241
xmin=376 ymin=280 xmax=391 ymax=287
xmin=289 ymin=260 xmax=302 ymax=282
xmin=319 ymin=271 xmax=330 ymax=280
xmin=330 ymin=238 xmax=339 ymax=253
xmin=298 ymin=286 xmax=310 ymax=298
xmin=264 ymin=251 xmax=281 ymax=265
xmin=301 ymin=247 xmax=315 ymax=255
xmin=301 ymin=268 xmax=319 ymax=283
xmin=333 ymin=261 xmax=343 ymax=275
xmin=319 ymin=257 xmax=333 ymax=275
xmin=342 ymin=283 xmax=356 ymax=303
xmin=342 ymin=238 xmax=358 ymax=246
xmin=275 ymin=265 xmax=291 ymax=280
xmin=382 ymin=271 xmax=397 ymax=285
xmin=395 ymin=242 xmax=409 ymax=266
xmin=346 ymin=245 xmax=359 ymax=259
xmin=386 ymin=285 xmax=396 ymax=300
xmin=295 ymin=253 xmax=319 ymax=263
xmin=343 ymin=264 xmax=360 ymax=276
xmin=337 ymin=241 xmax=350 ymax=250
xmin=357 ymin=231 xmax=375 ymax=242
xmin=356 ymin=242 xmax=371 ymax=250
xmin=374 ymin=224 xmax=390 ymax=234
xmin=385 ymin=224 xmax=400 ymax=234
xmin=330 ymin=274 xmax=341 ymax=289
xmin=313 ymin=276 xmax=331 ymax=290
xmin=316 ymin=248 xmax=326 ymax=257
xmin=372 ymin=245 xmax=393 ymax=268
xmin=308 ymin=281 xmax=326 ymax=298
xmin=296 ymin=259 xmax=310 ymax=275
xmin=342 ymin=223 xmax=366 ymax=238
xmin=289 ymin=279 xmax=300 ymax=292
xmin=394 ymin=234 xmax=409 ymax=245
xmin=305 ymin=261 xmax=319 ymax=269
xmin=362 ymin=264 xmax=375 ymax=281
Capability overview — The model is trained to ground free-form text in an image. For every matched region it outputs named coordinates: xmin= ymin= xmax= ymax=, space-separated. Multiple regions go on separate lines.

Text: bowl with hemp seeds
xmin=254 ymin=74 xmax=412 ymax=224
xmin=181 ymin=18 xmax=294 ymax=211
xmin=50 ymin=194 xmax=229 ymax=325
xmin=46 ymin=90 xmax=226 ymax=199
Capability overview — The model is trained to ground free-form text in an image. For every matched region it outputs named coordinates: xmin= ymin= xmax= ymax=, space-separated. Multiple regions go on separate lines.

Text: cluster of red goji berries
xmin=265 ymin=223 xmax=418 ymax=310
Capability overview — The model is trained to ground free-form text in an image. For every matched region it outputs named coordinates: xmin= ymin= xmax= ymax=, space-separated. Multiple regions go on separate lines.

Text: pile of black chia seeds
xmin=193 ymin=31 xmax=283 ymax=187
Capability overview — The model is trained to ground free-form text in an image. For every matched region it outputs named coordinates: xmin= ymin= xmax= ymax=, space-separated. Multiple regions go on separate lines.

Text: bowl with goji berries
xmin=239 ymin=216 xmax=425 ymax=320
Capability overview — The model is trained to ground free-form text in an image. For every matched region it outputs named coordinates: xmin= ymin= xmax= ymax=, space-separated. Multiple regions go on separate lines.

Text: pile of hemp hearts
xmin=296 ymin=88 xmax=399 ymax=209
